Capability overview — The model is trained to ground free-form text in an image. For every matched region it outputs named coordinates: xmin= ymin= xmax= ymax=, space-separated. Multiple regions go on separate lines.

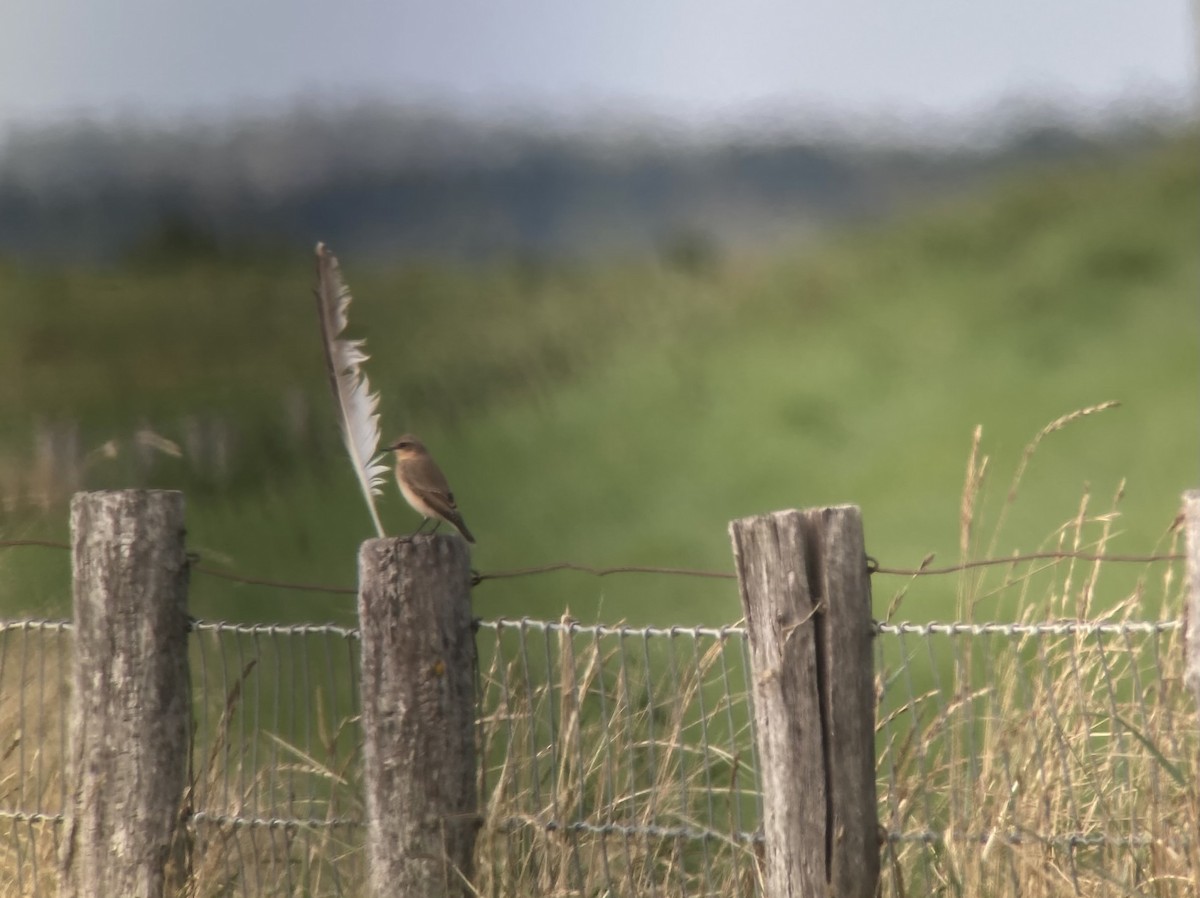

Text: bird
xmin=385 ymin=435 xmax=476 ymax=543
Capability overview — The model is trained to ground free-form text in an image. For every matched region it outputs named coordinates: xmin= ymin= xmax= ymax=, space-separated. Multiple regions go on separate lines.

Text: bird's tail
xmin=449 ymin=513 xmax=475 ymax=544
xmin=451 ymin=516 xmax=472 ymax=542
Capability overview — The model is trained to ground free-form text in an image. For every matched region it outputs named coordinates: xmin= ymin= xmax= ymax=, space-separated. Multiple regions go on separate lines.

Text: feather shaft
xmin=314 ymin=243 xmax=388 ymax=537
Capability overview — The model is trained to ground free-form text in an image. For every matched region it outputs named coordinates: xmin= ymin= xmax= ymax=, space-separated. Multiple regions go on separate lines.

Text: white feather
xmin=314 ymin=243 xmax=388 ymax=537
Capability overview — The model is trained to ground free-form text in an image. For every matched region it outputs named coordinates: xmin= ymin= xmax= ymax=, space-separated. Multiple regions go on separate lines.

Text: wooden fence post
xmin=1183 ymin=490 xmax=1200 ymax=714
xmin=729 ymin=505 xmax=878 ymax=898
xmin=358 ymin=535 xmax=478 ymax=898
xmin=59 ymin=490 xmax=191 ymax=898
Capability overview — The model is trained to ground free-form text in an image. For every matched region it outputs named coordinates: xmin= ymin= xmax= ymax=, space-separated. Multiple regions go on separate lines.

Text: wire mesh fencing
xmin=475 ymin=618 xmax=761 ymax=898
xmin=1 ymin=603 xmax=1197 ymax=897
xmin=0 ymin=620 xmax=69 ymax=898
xmin=0 ymin=619 xmax=369 ymax=898
xmin=876 ymin=617 xmax=1196 ymax=897
xmin=186 ymin=621 xmax=365 ymax=897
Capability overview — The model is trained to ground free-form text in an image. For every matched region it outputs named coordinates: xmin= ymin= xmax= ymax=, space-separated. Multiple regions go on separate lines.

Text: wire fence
xmin=876 ymin=615 xmax=1195 ymax=896
xmin=2 ymin=595 xmax=1196 ymax=897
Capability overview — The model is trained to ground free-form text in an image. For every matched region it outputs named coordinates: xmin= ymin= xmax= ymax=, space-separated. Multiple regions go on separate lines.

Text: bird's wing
xmin=402 ymin=457 xmax=460 ymax=509
xmin=399 ymin=455 xmax=475 ymax=542
xmin=421 ymin=489 xmax=462 ymax=521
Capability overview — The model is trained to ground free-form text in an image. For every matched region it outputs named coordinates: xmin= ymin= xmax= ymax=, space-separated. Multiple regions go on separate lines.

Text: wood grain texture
xmin=358 ymin=534 xmax=478 ymax=898
xmin=730 ymin=510 xmax=826 ymax=897
xmin=1184 ymin=491 xmax=1200 ymax=716
xmin=730 ymin=505 xmax=878 ymax=898
xmin=59 ymin=490 xmax=190 ymax=898
xmin=806 ymin=505 xmax=879 ymax=897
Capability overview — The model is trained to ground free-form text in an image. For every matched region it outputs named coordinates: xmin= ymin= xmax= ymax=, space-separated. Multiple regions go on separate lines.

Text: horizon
xmin=0 ymin=88 xmax=1190 ymax=155
xmin=2 ymin=1 xmax=1194 ymax=138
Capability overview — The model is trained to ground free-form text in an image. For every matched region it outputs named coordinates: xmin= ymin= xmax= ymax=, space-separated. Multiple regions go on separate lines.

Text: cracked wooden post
xmin=59 ymin=490 xmax=190 ymax=898
xmin=729 ymin=505 xmax=878 ymax=898
xmin=1184 ymin=491 xmax=1200 ymax=716
xmin=358 ymin=534 xmax=478 ymax=898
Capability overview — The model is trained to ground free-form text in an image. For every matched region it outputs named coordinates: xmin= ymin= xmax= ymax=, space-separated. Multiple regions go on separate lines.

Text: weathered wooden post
xmin=1183 ymin=491 xmax=1200 ymax=714
xmin=729 ymin=505 xmax=878 ymax=898
xmin=358 ymin=535 xmax=478 ymax=898
xmin=59 ymin=490 xmax=191 ymax=898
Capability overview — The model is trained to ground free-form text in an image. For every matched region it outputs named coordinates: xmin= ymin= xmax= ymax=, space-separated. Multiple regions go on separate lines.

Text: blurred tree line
xmin=0 ymin=102 xmax=1176 ymax=265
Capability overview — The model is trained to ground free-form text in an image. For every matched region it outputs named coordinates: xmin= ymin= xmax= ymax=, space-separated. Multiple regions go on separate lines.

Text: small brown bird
xmin=385 ymin=435 xmax=475 ymax=543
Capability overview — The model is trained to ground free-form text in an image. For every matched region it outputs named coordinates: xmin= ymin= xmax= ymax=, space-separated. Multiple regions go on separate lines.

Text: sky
xmin=0 ymin=1 xmax=1195 ymax=133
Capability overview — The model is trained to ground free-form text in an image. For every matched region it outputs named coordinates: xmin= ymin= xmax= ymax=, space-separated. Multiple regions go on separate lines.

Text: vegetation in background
xmin=0 ymin=131 xmax=1195 ymax=625
xmin=2 ymin=491 xmax=1193 ymax=897
xmin=0 ymin=132 xmax=1195 ymax=896
xmin=0 ymin=105 xmax=1170 ymax=262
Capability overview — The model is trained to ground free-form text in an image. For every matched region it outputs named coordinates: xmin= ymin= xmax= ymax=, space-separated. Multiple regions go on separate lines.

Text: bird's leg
xmin=405 ymin=518 xmax=432 ymax=541
xmin=430 ymin=520 xmax=443 ymax=535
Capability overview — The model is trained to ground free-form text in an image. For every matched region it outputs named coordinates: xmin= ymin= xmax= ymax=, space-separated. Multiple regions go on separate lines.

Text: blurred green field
xmin=0 ymin=132 xmax=1195 ymax=626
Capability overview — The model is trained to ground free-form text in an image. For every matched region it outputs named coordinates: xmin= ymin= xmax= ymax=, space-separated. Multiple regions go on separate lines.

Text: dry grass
xmin=0 ymin=622 xmax=68 ymax=898
xmin=0 ymin=624 xmax=367 ymax=898
xmin=0 ymin=408 xmax=1196 ymax=896
xmin=473 ymin=612 xmax=760 ymax=897
xmin=178 ymin=627 xmax=366 ymax=898
xmin=878 ymin=405 xmax=1197 ymax=898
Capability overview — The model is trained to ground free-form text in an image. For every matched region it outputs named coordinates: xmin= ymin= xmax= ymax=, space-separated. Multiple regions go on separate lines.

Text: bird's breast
xmin=394 ymin=469 xmax=438 ymax=519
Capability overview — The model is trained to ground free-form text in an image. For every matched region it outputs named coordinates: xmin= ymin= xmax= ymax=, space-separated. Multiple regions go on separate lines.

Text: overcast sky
xmin=0 ymin=0 xmax=1195 ymax=133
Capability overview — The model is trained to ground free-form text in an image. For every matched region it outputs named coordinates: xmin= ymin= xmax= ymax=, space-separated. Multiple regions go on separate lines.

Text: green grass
xmin=1 ymin=133 xmax=1195 ymax=898
xmin=0 ymin=133 xmax=1195 ymax=626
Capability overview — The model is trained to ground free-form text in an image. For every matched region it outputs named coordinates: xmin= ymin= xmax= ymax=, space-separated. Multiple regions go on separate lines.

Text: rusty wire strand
xmin=1 ymin=613 xmax=1190 ymax=895
xmin=0 ymin=539 xmax=1185 ymax=596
